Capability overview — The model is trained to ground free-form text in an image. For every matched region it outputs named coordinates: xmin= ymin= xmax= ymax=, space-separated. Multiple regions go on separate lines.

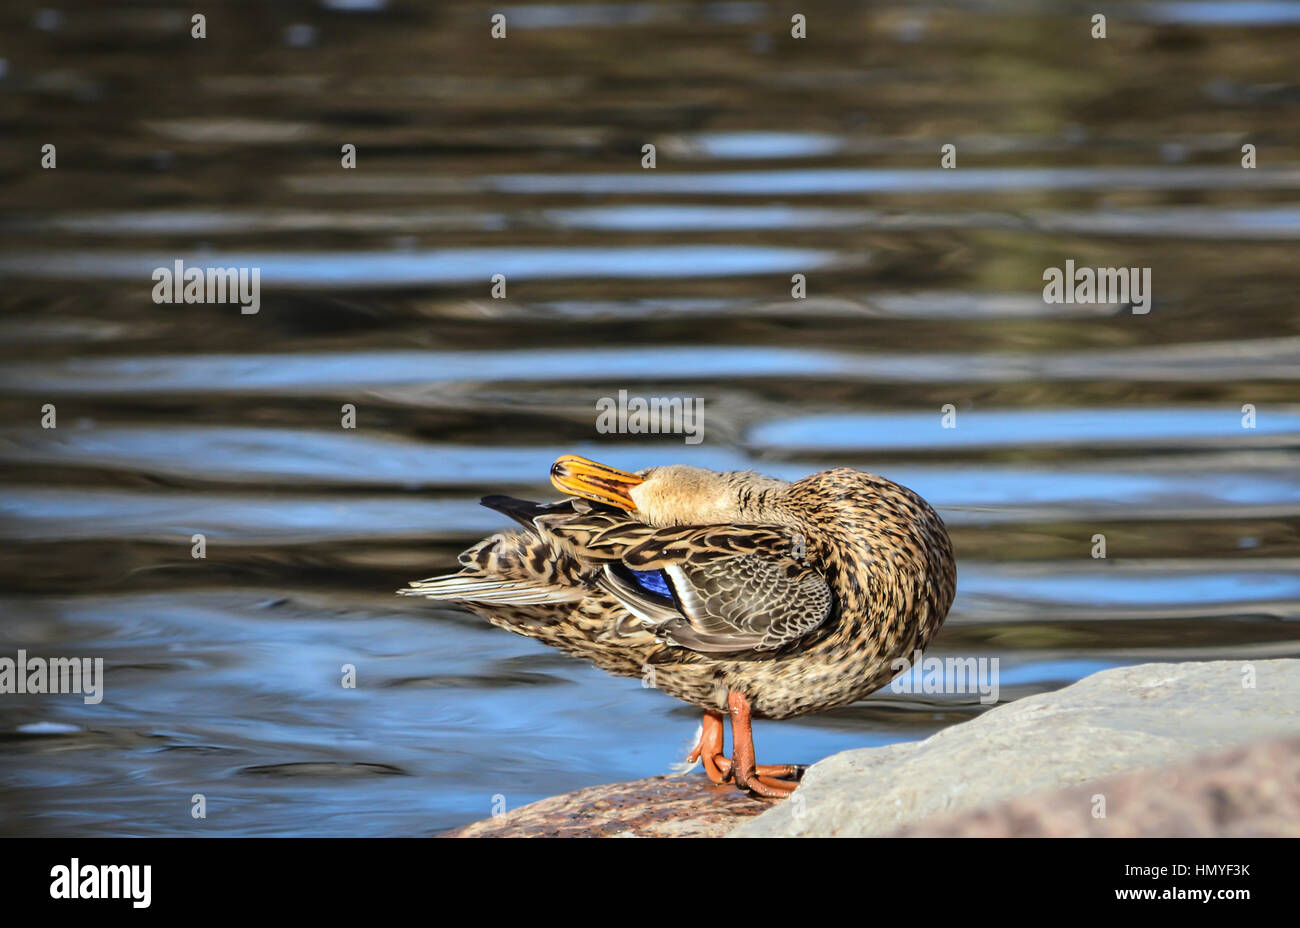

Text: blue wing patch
xmin=628 ymin=568 xmax=673 ymax=599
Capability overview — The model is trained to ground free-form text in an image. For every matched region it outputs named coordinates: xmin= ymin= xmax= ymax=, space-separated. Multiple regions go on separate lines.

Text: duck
xmin=399 ymin=455 xmax=956 ymax=799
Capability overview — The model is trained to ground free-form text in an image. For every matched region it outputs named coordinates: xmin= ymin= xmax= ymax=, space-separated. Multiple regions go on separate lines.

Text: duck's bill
xmin=550 ymin=455 xmax=644 ymax=510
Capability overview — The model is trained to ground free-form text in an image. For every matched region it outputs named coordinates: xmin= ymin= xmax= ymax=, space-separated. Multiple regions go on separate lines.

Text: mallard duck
xmin=400 ymin=455 xmax=956 ymax=798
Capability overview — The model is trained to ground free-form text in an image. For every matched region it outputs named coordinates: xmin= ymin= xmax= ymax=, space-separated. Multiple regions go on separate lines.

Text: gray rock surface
xmin=731 ymin=660 xmax=1300 ymax=837
xmin=890 ymin=736 xmax=1300 ymax=837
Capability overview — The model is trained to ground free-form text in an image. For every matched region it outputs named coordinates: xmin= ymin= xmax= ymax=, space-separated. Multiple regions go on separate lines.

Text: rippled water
xmin=1 ymin=0 xmax=1298 ymax=836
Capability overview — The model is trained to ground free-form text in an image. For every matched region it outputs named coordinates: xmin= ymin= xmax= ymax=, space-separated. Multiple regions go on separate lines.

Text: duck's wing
xmin=402 ymin=499 xmax=833 ymax=654
xmin=568 ymin=522 xmax=835 ymax=654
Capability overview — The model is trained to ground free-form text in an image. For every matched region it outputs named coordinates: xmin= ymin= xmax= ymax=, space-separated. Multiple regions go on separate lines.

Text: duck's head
xmin=550 ymin=455 xmax=788 ymax=526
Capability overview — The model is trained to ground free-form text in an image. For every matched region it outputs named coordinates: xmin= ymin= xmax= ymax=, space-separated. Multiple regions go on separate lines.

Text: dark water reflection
xmin=1 ymin=0 xmax=1298 ymax=836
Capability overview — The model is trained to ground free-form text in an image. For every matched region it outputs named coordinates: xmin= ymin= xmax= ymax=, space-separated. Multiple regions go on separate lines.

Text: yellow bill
xmin=550 ymin=455 xmax=644 ymax=510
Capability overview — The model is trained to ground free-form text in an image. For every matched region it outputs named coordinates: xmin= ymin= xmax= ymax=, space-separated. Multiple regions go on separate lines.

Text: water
xmin=1 ymin=0 xmax=1298 ymax=836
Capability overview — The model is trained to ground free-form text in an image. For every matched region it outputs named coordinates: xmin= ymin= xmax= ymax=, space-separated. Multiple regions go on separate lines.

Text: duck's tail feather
xmin=398 ymin=530 xmax=587 ymax=605
xmin=398 ymin=574 xmax=582 ymax=605
xmin=479 ymin=495 xmax=574 ymax=529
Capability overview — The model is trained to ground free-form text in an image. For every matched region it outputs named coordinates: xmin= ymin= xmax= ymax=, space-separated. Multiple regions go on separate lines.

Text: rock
xmin=440 ymin=774 xmax=769 ymax=837
xmin=731 ymin=660 xmax=1300 ymax=837
xmin=890 ymin=736 xmax=1300 ymax=837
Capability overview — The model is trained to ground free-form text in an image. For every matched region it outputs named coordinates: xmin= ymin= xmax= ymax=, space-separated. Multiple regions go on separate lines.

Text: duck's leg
xmin=687 ymin=710 xmax=730 ymax=784
xmin=708 ymin=756 xmax=804 ymax=780
xmin=727 ymin=690 xmax=802 ymax=799
xmin=686 ymin=701 xmax=802 ymax=790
